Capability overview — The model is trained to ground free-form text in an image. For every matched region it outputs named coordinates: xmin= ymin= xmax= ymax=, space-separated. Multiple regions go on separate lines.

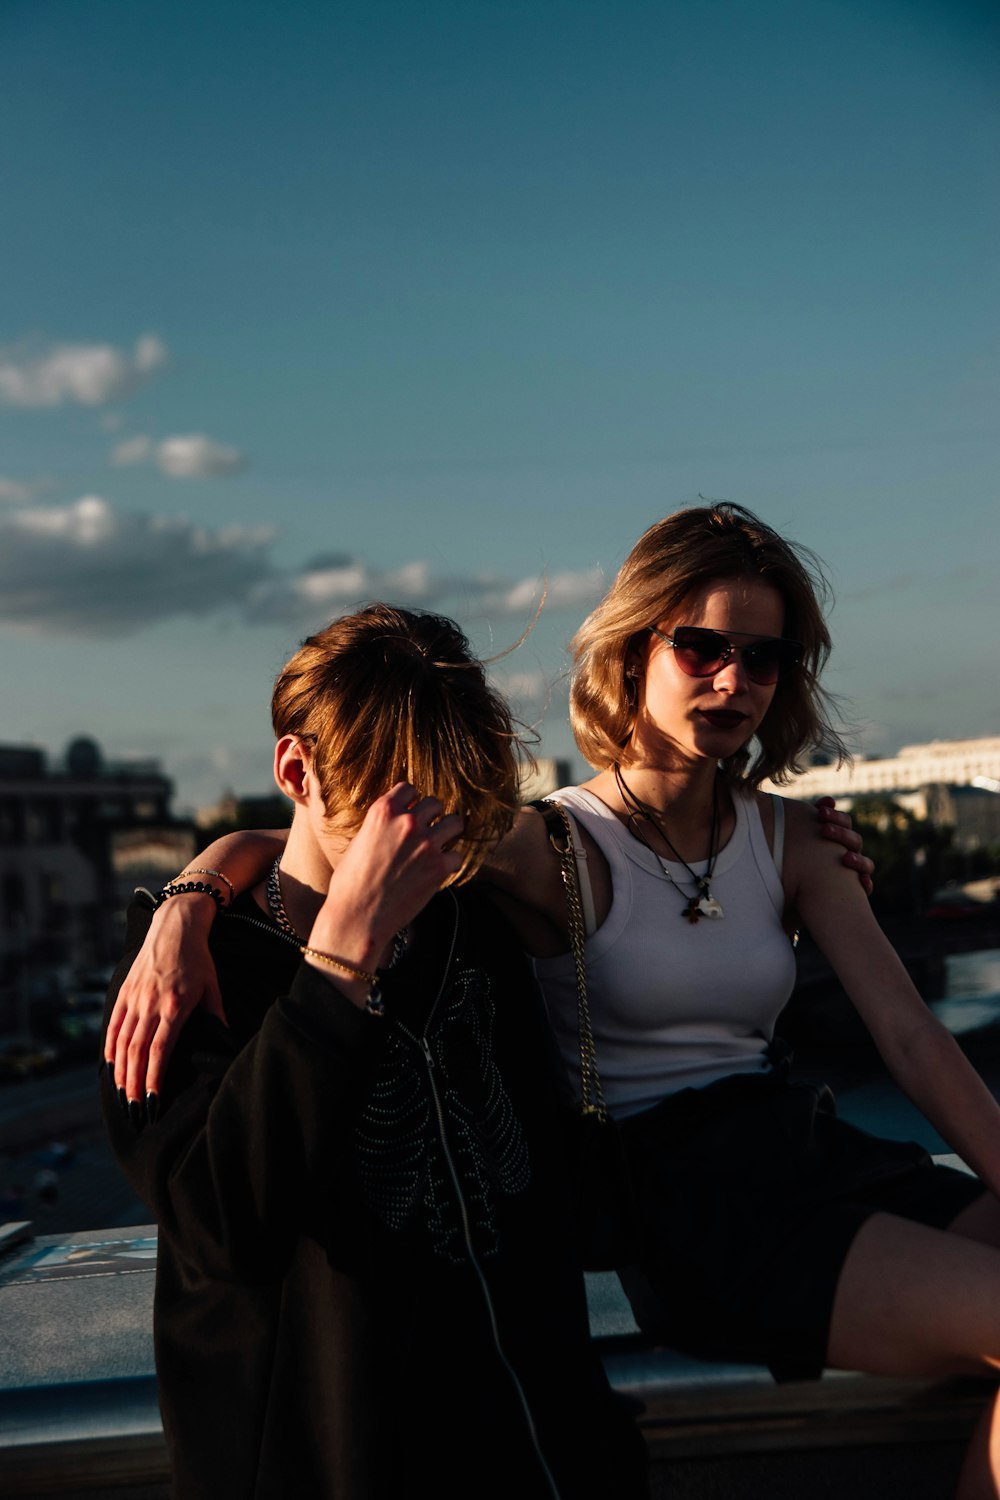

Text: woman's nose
xmin=713 ymin=653 xmax=749 ymax=692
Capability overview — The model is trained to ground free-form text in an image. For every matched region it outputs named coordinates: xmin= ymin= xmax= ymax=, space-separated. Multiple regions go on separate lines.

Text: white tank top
xmin=533 ymin=786 xmax=797 ymax=1119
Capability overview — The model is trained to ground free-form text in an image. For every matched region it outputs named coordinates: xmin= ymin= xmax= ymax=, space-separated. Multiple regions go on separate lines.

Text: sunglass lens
xmin=671 ymin=628 xmax=727 ymax=676
xmin=743 ymin=640 xmax=799 ymax=684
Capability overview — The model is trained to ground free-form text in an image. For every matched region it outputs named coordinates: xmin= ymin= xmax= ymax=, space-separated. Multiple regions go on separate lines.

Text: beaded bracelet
xmin=300 ymin=946 xmax=386 ymax=1017
xmin=181 ymin=867 xmax=236 ymax=904
xmin=155 ymin=879 xmax=228 ymax=911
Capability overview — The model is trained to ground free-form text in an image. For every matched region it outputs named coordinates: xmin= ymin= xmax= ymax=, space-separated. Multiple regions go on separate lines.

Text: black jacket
xmin=102 ymin=886 xmax=646 ymax=1499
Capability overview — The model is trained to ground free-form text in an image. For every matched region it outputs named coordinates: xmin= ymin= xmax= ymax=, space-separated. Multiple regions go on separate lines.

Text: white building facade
xmin=768 ymin=736 xmax=1000 ymax=801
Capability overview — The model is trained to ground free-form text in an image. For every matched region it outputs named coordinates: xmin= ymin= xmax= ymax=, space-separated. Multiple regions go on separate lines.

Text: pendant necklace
xmin=267 ymin=858 xmax=410 ymax=963
xmin=612 ymin=764 xmax=724 ymax=924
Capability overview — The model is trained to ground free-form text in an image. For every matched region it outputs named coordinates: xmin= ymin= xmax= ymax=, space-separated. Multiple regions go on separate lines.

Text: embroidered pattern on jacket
xmin=354 ymin=959 xmax=531 ymax=1263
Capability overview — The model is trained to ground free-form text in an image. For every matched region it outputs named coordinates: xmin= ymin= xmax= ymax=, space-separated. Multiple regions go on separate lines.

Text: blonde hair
xmin=272 ymin=604 xmax=526 ymax=880
xmin=570 ymin=503 xmax=848 ymax=786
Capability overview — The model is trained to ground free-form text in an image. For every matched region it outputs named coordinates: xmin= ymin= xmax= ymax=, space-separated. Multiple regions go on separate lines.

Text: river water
xmin=932 ymin=948 xmax=1000 ymax=1038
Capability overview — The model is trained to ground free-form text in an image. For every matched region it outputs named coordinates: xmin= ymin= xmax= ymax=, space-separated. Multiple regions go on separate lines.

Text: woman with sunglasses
xmin=508 ymin=503 xmax=999 ymax=1500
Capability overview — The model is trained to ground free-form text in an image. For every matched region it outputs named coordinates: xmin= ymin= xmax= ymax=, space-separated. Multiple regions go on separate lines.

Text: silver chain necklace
xmin=267 ymin=858 xmax=410 ymax=962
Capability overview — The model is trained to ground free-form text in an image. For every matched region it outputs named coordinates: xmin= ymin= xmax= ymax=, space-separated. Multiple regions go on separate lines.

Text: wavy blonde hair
xmin=272 ymin=604 xmax=526 ymax=880
xmin=570 ymin=503 xmax=848 ymax=786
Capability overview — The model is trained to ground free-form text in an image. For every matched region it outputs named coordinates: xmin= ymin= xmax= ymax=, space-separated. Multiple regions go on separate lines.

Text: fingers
xmin=144 ymin=1010 xmax=185 ymax=1101
xmin=104 ymin=991 xmax=128 ymax=1086
xmin=105 ymin=997 xmax=189 ymax=1122
xmin=377 ymin=784 xmax=465 ymax=851
xmin=839 ymin=849 xmax=875 ymax=896
xmin=124 ymin=1012 xmax=160 ymax=1109
xmin=820 ymin=821 xmax=862 ymax=852
xmin=813 ymin=798 xmax=874 ymax=897
xmin=105 ymin=986 xmax=157 ymax=1104
xmin=816 ymin=796 xmax=862 ymax=852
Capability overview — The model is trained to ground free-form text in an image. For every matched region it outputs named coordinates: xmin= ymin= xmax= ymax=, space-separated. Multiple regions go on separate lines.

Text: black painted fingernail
xmin=118 ymin=1087 xmax=128 ymax=1115
xmin=128 ymin=1099 xmax=143 ymax=1129
xmin=145 ymin=1092 xmax=159 ymax=1126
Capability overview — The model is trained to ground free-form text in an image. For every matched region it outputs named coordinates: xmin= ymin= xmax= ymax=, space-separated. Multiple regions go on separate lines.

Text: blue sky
xmin=1 ymin=0 xmax=997 ymax=811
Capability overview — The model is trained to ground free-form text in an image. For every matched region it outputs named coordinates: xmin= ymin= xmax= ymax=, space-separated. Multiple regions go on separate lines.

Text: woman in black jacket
xmin=102 ymin=604 xmax=645 ymax=1500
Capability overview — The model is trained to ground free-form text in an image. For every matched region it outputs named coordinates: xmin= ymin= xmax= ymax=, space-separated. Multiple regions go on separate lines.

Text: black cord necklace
xmin=612 ymin=763 xmax=724 ymax=924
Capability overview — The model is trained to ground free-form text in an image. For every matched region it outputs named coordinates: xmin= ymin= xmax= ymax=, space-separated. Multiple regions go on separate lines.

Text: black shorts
xmin=616 ymin=1069 xmax=985 ymax=1382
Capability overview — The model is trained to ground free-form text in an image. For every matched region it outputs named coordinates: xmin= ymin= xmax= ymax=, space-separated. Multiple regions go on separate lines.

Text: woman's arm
xmin=102 ymin=898 xmax=387 ymax=1283
xmin=106 ymin=828 xmax=288 ymax=1102
xmin=784 ymin=799 xmax=1000 ymax=1199
xmin=102 ymin=788 xmax=462 ymax=1282
xmin=111 ymin=794 xmax=874 ymax=1098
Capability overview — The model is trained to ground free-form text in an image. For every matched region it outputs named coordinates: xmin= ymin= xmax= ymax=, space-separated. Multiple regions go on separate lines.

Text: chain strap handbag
xmin=533 ymin=799 xmax=643 ymax=1271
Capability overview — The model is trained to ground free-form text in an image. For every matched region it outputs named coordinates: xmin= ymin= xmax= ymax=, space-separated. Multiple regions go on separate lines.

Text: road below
xmin=0 ymin=1063 xmax=148 ymax=1235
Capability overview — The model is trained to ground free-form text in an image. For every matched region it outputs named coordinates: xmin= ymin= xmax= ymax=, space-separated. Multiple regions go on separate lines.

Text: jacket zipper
xmin=395 ymin=894 xmax=562 ymax=1500
xmin=224 ymin=911 xmax=302 ymax=949
xmin=228 ymin=896 xmax=562 ymax=1495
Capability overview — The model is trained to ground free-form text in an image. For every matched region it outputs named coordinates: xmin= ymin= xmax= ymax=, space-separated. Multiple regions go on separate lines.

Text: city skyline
xmin=2 ymin=0 xmax=997 ymax=812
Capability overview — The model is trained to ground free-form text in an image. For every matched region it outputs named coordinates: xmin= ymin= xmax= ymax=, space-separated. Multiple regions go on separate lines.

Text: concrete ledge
xmin=586 ymin=1269 xmax=989 ymax=1462
xmin=0 ymin=1380 xmax=167 ymax=1498
xmin=0 ymin=1225 xmax=991 ymax=1498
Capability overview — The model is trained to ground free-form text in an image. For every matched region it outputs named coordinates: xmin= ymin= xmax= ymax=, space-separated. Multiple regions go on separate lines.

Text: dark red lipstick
xmin=699 ymin=710 xmax=748 ymax=729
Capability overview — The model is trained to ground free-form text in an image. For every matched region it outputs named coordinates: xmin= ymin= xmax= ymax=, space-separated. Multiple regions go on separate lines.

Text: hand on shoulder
xmin=781 ymin=794 xmax=872 ymax=920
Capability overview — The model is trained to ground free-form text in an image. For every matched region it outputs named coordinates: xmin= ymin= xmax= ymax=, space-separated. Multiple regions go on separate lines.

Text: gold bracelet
xmin=182 ymin=867 xmax=237 ymax=904
xmin=300 ymin=947 xmax=378 ymax=987
xmin=300 ymin=946 xmax=385 ymax=1017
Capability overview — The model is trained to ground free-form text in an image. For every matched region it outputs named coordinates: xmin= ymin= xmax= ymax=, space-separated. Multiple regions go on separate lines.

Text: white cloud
xmin=110 ymin=435 xmax=154 ymax=467
xmin=481 ymin=567 xmax=605 ymax=615
xmin=134 ymin=335 xmax=166 ymax=373
xmin=492 ymin=668 xmax=568 ymax=725
xmin=0 ymin=495 xmax=272 ymax=635
xmin=156 ymin=434 xmax=246 ymax=478
xmin=0 ymin=495 xmax=603 ymax=638
xmin=246 ymin=559 xmax=604 ymax=627
xmin=246 ymin=559 xmax=437 ymax=622
xmin=0 ymin=475 xmax=48 ymax=504
xmin=0 ymin=335 xmax=167 ymax=408
xmin=109 ymin=432 xmax=246 ymax=476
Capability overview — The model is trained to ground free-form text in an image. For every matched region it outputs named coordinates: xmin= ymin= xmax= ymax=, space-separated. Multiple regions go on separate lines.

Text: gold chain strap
xmin=541 ymin=801 xmax=607 ymax=1124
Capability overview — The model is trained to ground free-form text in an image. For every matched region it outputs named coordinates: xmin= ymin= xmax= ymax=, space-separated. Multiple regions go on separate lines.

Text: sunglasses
xmin=650 ymin=625 xmax=801 ymax=685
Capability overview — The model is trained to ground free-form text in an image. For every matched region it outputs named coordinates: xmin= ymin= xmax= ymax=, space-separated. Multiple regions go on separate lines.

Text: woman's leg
xmin=949 ymin=1192 xmax=1000 ymax=1250
xmin=826 ymin=1211 xmax=1000 ymax=1498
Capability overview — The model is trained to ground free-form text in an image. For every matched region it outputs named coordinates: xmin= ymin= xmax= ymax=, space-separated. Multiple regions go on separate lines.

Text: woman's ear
xmin=273 ymin=735 xmax=312 ymax=803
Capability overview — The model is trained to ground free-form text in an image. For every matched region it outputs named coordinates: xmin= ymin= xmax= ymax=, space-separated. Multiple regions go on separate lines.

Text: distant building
xmin=0 ymin=737 xmax=194 ymax=994
xmin=196 ymin=761 xmax=576 ymax=830
xmin=518 ymin=757 xmax=574 ymax=803
xmin=768 ymin=735 xmax=1000 ymax=850
xmin=195 ymin=788 xmax=292 ymax=834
